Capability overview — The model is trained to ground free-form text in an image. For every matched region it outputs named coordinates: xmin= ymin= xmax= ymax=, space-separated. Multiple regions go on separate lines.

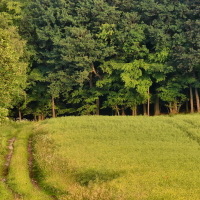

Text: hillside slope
xmin=32 ymin=115 xmax=200 ymax=200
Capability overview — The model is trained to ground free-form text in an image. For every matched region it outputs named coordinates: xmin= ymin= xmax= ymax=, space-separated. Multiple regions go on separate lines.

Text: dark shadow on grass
xmin=31 ymin=158 xmax=68 ymax=197
xmin=75 ymin=169 xmax=122 ymax=186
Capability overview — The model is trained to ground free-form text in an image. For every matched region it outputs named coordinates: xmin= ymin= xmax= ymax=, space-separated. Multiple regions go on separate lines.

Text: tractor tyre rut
xmin=3 ymin=137 xmax=22 ymax=200
xmin=28 ymin=137 xmax=58 ymax=200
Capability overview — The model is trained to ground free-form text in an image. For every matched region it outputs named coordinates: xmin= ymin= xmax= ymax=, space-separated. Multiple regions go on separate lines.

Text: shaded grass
xmin=75 ymin=169 xmax=122 ymax=186
xmin=33 ymin=115 xmax=200 ymax=200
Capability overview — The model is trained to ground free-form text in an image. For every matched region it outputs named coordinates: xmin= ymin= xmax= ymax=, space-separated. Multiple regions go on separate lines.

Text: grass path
xmin=0 ymin=123 xmax=17 ymax=200
xmin=27 ymin=136 xmax=59 ymax=200
xmin=181 ymin=119 xmax=200 ymax=145
xmin=2 ymin=122 xmax=53 ymax=200
xmin=163 ymin=117 xmax=200 ymax=146
xmin=3 ymin=137 xmax=21 ymax=199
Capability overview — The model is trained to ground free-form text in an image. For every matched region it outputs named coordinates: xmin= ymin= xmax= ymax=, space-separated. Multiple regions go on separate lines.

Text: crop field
xmin=0 ymin=115 xmax=200 ymax=200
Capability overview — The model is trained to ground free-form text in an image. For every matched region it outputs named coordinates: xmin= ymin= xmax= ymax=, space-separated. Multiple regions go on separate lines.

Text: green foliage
xmin=158 ymin=78 xmax=187 ymax=113
xmin=0 ymin=0 xmax=27 ymax=119
xmin=1 ymin=0 xmax=200 ymax=117
xmin=0 ymin=108 xmax=9 ymax=122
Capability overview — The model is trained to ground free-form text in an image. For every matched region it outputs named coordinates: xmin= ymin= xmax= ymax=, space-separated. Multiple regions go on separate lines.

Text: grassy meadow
xmin=33 ymin=115 xmax=200 ymax=200
xmin=0 ymin=115 xmax=200 ymax=199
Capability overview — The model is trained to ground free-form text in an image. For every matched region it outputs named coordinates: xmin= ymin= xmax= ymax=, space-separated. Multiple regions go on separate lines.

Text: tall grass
xmin=33 ymin=115 xmax=200 ymax=200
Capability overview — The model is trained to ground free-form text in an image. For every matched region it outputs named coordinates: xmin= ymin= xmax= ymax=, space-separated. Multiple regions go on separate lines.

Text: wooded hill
xmin=0 ymin=0 xmax=200 ymax=120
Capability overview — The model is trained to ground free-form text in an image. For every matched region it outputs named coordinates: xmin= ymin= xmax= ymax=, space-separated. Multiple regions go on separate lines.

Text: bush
xmin=0 ymin=107 xmax=8 ymax=123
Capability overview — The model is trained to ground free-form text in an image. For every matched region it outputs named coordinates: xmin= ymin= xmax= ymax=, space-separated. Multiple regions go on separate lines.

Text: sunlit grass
xmin=0 ymin=122 xmax=17 ymax=200
xmin=7 ymin=122 xmax=51 ymax=200
xmin=0 ymin=122 xmax=51 ymax=200
xmin=33 ymin=115 xmax=200 ymax=200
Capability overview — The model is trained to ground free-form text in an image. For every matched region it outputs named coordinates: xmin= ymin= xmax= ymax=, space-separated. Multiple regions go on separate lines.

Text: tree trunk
xmin=143 ymin=104 xmax=147 ymax=115
xmin=115 ymin=106 xmax=120 ymax=116
xmin=132 ymin=106 xmax=137 ymax=116
xmin=169 ymin=102 xmax=178 ymax=114
xmin=52 ymin=96 xmax=56 ymax=118
xmin=18 ymin=109 xmax=22 ymax=121
xmin=121 ymin=106 xmax=125 ymax=116
xmin=174 ymin=102 xmax=178 ymax=113
xmin=190 ymin=86 xmax=194 ymax=113
xmin=38 ymin=115 xmax=42 ymax=121
xmin=154 ymin=95 xmax=160 ymax=115
xmin=34 ymin=114 xmax=37 ymax=121
xmin=169 ymin=102 xmax=172 ymax=114
xmin=89 ymin=72 xmax=93 ymax=88
xmin=96 ymin=98 xmax=100 ymax=115
xmin=91 ymin=63 xmax=101 ymax=79
xmin=147 ymin=88 xmax=150 ymax=116
xmin=195 ymin=88 xmax=200 ymax=112
xmin=89 ymin=72 xmax=96 ymax=115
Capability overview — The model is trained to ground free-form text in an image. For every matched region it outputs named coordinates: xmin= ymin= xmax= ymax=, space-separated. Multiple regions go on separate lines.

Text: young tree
xmin=0 ymin=0 xmax=27 ymax=121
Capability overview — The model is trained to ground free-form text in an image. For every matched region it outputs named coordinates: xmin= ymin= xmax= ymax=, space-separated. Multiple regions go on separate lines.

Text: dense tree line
xmin=0 ymin=0 xmax=200 ymax=120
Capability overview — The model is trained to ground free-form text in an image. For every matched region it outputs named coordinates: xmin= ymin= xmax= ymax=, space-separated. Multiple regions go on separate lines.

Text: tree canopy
xmin=0 ymin=0 xmax=27 ymax=121
xmin=1 ymin=0 xmax=200 ymax=120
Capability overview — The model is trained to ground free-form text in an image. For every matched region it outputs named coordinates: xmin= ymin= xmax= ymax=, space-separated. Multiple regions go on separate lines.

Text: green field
xmin=1 ymin=115 xmax=200 ymax=199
